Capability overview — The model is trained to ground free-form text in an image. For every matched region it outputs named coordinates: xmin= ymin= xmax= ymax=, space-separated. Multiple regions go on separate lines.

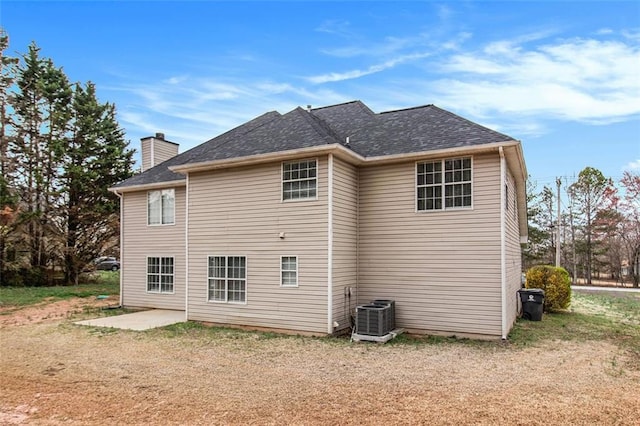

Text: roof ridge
xmin=427 ymin=105 xmax=515 ymax=140
xmin=292 ymin=107 xmax=344 ymax=145
xmin=379 ymin=104 xmax=435 ymax=114
xmin=311 ymin=100 xmax=375 ymax=115
xmin=143 ymin=111 xmax=282 ymax=171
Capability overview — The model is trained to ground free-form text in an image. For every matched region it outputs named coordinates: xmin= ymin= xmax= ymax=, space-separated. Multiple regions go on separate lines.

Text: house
xmin=111 ymin=101 xmax=527 ymax=339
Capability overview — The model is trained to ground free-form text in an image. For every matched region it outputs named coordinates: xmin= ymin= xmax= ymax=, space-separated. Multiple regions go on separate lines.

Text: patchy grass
xmin=156 ymin=292 xmax=640 ymax=357
xmin=0 ymin=271 xmax=119 ymax=308
xmin=159 ymin=321 xmax=316 ymax=343
xmin=509 ymin=292 xmax=640 ymax=364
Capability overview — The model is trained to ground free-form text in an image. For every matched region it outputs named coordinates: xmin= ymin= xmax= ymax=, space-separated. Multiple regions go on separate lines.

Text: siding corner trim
xmin=327 ymin=153 xmax=334 ymax=334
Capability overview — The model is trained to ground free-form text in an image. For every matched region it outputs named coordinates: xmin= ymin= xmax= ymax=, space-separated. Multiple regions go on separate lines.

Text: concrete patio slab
xmin=75 ymin=309 xmax=186 ymax=331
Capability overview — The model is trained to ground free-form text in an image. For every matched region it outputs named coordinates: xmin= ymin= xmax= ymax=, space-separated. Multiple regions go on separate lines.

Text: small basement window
xmin=281 ymin=256 xmax=298 ymax=287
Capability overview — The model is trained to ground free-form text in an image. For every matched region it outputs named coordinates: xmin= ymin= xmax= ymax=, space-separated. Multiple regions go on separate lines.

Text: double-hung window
xmin=280 ymin=256 xmax=298 ymax=287
xmin=282 ymin=159 xmax=317 ymax=201
xmin=148 ymin=189 xmax=175 ymax=225
xmin=147 ymin=257 xmax=174 ymax=293
xmin=208 ymin=256 xmax=247 ymax=303
xmin=417 ymin=157 xmax=472 ymax=211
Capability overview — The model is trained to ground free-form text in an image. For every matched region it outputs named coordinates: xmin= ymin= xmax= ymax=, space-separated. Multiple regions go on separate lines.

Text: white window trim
xmin=281 ymin=158 xmax=319 ymax=202
xmin=145 ymin=256 xmax=175 ymax=294
xmin=415 ymin=157 xmax=474 ymax=212
xmin=207 ymin=255 xmax=248 ymax=305
xmin=280 ymin=255 xmax=299 ymax=288
xmin=147 ymin=188 xmax=176 ymax=226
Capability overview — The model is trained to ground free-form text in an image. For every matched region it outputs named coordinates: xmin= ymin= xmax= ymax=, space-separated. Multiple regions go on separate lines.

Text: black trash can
xmin=518 ymin=288 xmax=545 ymax=321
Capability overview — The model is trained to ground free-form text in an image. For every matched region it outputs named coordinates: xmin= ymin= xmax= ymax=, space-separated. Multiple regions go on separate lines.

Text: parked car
xmin=95 ymin=256 xmax=120 ymax=271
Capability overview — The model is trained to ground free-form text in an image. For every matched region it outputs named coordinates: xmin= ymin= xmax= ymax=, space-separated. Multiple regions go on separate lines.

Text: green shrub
xmin=525 ymin=265 xmax=571 ymax=312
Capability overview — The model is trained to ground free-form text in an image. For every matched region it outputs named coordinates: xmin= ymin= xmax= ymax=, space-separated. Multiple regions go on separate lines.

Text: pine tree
xmin=2 ymin=36 xmax=134 ymax=285
xmin=0 ymin=29 xmax=19 ymax=284
xmin=62 ymin=82 xmax=134 ymax=284
xmin=10 ymin=43 xmax=71 ymax=284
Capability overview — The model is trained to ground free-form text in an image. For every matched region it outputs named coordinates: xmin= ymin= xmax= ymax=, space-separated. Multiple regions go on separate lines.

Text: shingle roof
xmin=114 ymin=101 xmax=516 ymax=189
xmin=344 ymin=104 xmax=513 ymax=157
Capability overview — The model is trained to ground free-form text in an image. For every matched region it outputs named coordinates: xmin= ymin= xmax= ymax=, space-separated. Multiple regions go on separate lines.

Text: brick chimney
xmin=140 ymin=132 xmax=179 ymax=172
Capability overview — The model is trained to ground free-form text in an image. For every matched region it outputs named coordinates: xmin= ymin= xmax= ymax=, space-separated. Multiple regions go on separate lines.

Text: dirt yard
xmin=1 ymin=297 xmax=639 ymax=425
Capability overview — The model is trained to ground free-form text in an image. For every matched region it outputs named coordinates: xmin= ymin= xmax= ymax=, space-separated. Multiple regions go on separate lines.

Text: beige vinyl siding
xmin=187 ymin=158 xmax=329 ymax=334
xmin=141 ymin=139 xmax=152 ymax=172
xmin=141 ymin=138 xmax=178 ymax=172
xmin=153 ymin=139 xmax=178 ymax=165
xmin=504 ymin=168 xmax=523 ymax=329
xmin=331 ymin=157 xmax=358 ymax=333
xmin=358 ymin=154 xmax=503 ymax=337
xmin=121 ymin=187 xmax=186 ymax=310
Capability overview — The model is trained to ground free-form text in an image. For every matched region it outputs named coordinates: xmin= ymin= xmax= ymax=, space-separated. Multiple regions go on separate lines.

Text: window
xmin=208 ymin=256 xmax=246 ymax=303
xmin=282 ymin=159 xmax=317 ymax=200
xmin=147 ymin=257 xmax=174 ymax=293
xmin=417 ymin=157 xmax=472 ymax=211
xmin=281 ymin=256 xmax=298 ymax=287
xmin=148 ymin=189 xmax=175 ymax=225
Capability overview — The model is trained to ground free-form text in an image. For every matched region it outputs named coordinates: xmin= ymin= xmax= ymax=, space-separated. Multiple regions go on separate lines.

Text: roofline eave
xmin=168 ymin=144 xmax=366 ymax=174
xmin=109 ymin=179 xmax=187 ymax=194
xmin=361 ymin=140 xmax=521 ymax=166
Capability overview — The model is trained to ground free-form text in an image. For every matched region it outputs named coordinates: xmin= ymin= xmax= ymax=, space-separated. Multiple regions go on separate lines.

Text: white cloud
xmin=112 ymin=24 xmax=640 ymax=153
xmin=307 ymin=52 xmax=431 ymax=84
xmin=164 ymin=75 xmax=189 ymax=85
xmin=431 ymin=37 xmax=640 ymax=124
xmin=437 ymin=4 xmax=453 ymax=21
xmin=111 ymin=73 xmax=355 ymax=153
xmin=624 ymin=159 xmax=640 ymax=171
xmin=320 ymin=35 xmax=415 ymax=58
xmin=315 ymin=19 xmax=353 ymax=38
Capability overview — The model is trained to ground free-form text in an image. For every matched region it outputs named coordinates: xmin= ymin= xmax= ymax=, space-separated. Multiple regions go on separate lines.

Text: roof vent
xmin=307 ymin=104 xmax=312 ymax=112
xmin=155 ymin=132 xmax=165 ymax=140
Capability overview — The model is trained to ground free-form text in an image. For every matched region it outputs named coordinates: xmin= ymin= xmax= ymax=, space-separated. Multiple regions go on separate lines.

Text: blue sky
xmin=2 ymin=1 xmax=639 ymax=190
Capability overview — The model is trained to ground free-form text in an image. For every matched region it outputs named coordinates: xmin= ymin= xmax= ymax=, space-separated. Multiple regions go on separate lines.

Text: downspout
xmin=499 ymin=147 xmax=507 ymax=340
xmin=355 ymin=164 xmax=360 ymax=310
xmin=327 ymin=154 xmax=334 ymax=334
xmin=114 ymin=189 xmax=124 ymax=307
xmin=185 ymin=174 xmax=189 ymax=320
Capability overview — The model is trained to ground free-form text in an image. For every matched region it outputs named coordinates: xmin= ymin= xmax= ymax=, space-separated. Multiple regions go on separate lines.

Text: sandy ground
xmin=1 ymin=297 xmax=639 ymax=425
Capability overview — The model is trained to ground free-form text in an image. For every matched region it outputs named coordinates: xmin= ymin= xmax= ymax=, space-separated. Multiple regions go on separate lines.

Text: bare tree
xmin=568 ymin=167 xmax=614 ymax=285
xmin=619 ymin=171 xmax=640 ymax=287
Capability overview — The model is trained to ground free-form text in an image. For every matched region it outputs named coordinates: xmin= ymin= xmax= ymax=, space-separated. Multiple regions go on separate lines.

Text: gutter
xmin=115 ymin=140 xmax=523 ymax=193
xmin=499 ymin=146 xmax=507 ymax=340
xmin=168 ymin=140 xmax=520 ymax=175
xmin=362 ymin=140 xmax=520 ymax=166
xmin=113 ymin=189 xmax=124 ymax=307
xmin=108 ymin=179 xmax=186 ymax=194
xmin=169 ymin=144 xmax=365 ymax=175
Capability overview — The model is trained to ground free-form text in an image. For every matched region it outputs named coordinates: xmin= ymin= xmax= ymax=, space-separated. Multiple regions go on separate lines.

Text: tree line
xmin=524 ymin=167 xmax=640 ymax=288
xmin=0 ymin=31 xmax=134 ymax=286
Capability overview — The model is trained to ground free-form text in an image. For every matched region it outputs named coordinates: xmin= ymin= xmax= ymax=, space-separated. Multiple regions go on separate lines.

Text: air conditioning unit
xmin=356 ymin=304 xmax=392 ymax=336
xmin=371 ymin=299 xmax=395 ymax=331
